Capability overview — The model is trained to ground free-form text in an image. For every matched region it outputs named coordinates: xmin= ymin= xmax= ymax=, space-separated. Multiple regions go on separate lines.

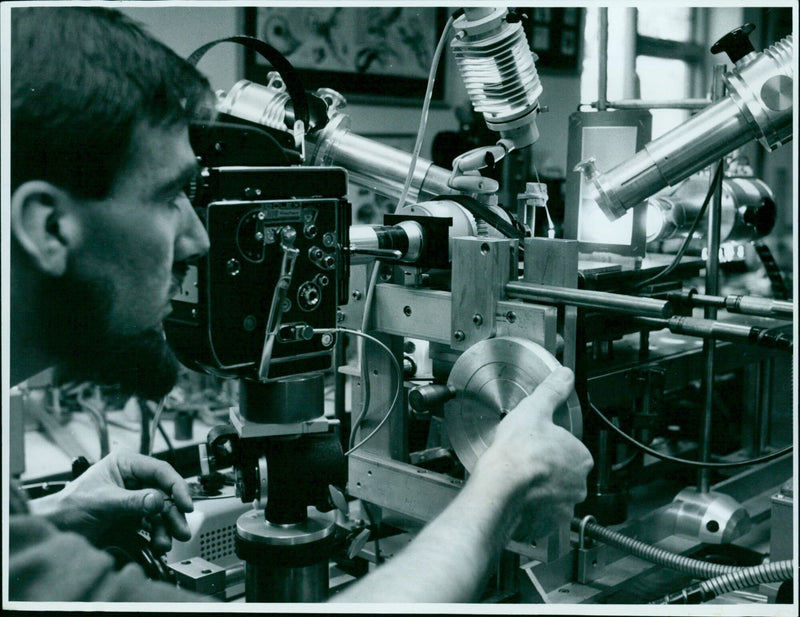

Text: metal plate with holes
xmin=444 ymin=337 xmax=582 ymax=472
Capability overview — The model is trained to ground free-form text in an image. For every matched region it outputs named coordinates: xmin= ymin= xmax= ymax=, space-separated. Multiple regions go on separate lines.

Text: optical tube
xmin=216 ymin=81 xmax=460 ymax=206
xmin=646 ymin=176 xmax=777 ymax=243
xmin=348 ymin=221 xmax=425 ymax=265
xmin=583 ymin=35 xmax=793 ymax=221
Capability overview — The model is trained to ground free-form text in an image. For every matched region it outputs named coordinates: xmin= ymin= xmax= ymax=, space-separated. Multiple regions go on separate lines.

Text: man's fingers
xmin=120 ymin=452 xmax=194 ymax=513
xmin=517 ymin=367 xmax=574 ymax=421
xmin=150 ymin=518 xmax=173 ymax=554
xmin=161 ymin=502 xmax=192 ymax=542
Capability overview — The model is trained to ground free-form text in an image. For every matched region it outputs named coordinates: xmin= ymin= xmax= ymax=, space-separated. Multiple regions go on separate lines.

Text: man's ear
xmin=11 ymin=181 xmax=79 ymax=277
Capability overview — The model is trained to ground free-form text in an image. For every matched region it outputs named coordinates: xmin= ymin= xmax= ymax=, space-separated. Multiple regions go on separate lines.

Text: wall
xmin=122 ymin=7 xmax=240 ymax=92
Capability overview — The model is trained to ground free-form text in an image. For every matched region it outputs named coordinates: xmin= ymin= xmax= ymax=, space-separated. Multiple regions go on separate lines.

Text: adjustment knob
xmin=711 ymin=23 xmax=756 ymax=64
xmin=408 ymin=384 xmax=456 ymax=413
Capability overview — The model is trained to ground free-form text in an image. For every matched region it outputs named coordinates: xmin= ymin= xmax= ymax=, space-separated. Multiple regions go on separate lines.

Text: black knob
xmin=408 ymin=384 xmax=456 ymax=413
xmin=72 ymin=456 xmax=91 ymax=479
xmin=711 ymin=23 xmax=756 ymax=64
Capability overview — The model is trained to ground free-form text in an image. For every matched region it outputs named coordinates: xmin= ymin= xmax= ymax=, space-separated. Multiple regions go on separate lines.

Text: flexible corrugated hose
xmin=572 ymin=517 xmax=739 ymax=579
xmin=658 ymin=559 xmax=794 ymax=604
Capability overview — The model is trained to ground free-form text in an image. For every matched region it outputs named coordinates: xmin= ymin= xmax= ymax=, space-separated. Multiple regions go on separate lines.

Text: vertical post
xmin=698 ymin=65 xmax=726 ymax=493
xmin=598 ymin=7 xmax=609 ymax=111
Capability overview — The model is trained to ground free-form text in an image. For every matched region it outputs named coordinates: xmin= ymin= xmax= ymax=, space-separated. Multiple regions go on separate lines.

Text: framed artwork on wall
xmin=243 ymin=6 xmax=447 ymax=103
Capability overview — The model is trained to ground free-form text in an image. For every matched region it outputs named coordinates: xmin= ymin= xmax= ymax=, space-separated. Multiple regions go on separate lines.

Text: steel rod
xmin=634 ymin=316 xmax=792 ymax=351
xmin=593 ymin=99 xmax=711 ymax=110
xmin=679 ymin=291 xmax=794 ymax=320
xmin=505 ymin=282 xmax=674 ymax=318
xmin=699 ymin=66 xmax=727 ymax=493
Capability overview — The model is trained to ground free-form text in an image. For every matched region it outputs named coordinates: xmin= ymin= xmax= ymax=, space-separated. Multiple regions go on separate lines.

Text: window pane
xmin=581 ymin=7 xmax=633 ymax=103
xmin=637 ymin=7 xmax=693 ymax=42
xmin=636 ymin=55 xmax=691 ymax=138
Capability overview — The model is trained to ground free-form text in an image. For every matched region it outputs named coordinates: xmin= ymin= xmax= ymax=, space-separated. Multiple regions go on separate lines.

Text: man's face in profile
xmin=41 ymin=122 xmax=208 ymax=399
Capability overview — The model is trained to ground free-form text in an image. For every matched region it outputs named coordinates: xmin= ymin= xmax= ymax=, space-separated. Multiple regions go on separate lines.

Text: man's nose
xmin=174 ymin=193 xmax=210 ymax=262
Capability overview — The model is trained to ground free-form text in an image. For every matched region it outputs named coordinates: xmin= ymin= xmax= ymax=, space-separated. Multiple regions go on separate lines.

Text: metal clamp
xmin=578 ymin=514 xmax=597 ymax=550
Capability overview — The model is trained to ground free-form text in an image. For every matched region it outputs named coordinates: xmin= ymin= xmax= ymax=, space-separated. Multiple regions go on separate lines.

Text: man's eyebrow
xmin=152 ymin=161 xmax=202 ymax=199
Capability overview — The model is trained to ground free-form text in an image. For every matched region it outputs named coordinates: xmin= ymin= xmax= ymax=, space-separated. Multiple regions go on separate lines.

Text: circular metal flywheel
xmin=444 ymin=337 xmax=582 ymax=472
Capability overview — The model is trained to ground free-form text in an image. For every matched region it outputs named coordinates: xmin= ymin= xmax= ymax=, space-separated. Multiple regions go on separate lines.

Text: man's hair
xmin=11 ymin=7 xmax=214 ymax=199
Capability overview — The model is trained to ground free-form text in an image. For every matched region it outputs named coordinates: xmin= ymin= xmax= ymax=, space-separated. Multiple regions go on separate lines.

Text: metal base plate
xmin=444 ymin=337 xmax=582 ymax=472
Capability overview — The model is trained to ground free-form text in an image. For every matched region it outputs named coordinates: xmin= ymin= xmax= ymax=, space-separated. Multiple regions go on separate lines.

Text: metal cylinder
xmin=645 ymin=175 xmax=777 ymax=243
xmin=308 ymin=114 xmax=457 ymax=206
xmin=583 ymin=34 xmax=793 ymax=220
xmin=239 ymin=374 xmax=324 ymax=424
xmin=216 ymin=78 xmax=290 ymax=131
xmin=506 ymin=281 xmax=674 ymax=318
xmin=236 ymin=510 xmax=336 ymax=602
xmin=724 ymin=294 xmax=793 ymax=319
xmin=348 ymin=221 xmax=425 ymax=265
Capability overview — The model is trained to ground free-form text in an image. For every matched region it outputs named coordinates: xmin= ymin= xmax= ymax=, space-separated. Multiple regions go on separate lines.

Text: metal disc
xmin=444 ymin=337 xmax=582 ymax=472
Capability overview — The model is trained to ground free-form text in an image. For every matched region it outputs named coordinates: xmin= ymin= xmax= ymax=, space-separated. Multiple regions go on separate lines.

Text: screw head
xmin=226 ymin=258 xmax=241 ymax=276
xmin=453 ymin=330 xmax=466 ymax=342
xmin=472 ymin=313 xmax=483 ymax=326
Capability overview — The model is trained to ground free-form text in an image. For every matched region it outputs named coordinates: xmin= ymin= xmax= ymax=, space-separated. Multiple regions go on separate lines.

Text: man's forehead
xmin=113 ymin=121 xmax=197 ymax=193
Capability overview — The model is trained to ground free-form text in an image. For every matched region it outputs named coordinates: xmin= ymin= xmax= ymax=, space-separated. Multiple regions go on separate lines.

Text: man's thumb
xmin=137 ymin=489 xmax=165 ymax=515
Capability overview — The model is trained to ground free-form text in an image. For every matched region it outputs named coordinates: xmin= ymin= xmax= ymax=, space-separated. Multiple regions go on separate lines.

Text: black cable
xmin=587 ymin=396 xmax=793 ymax=469
xmin=139 ymin=398 xmax=150 ymax=456
xmin=753 ymin=239 xmax=790 ymax=300
xmin=635 ymin=162 xmax=724 ymax=290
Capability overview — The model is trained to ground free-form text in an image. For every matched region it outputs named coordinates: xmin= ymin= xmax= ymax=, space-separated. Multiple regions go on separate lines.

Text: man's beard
xmin=41 ymin=267 xmax=180 ymax=401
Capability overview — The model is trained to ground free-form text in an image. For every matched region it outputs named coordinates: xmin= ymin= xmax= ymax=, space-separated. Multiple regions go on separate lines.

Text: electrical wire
xmin=586 ymin=395 xmax=793 ymax=469
xmin=635 ymin=162 xmax=724 ymax=290
xmin=147 ymin=397 xmax=167 ymax=457
xmin=396 ymin=13 xmax=455 ymax=211
xmin=349 ymin=263 xmax=383 ymax=450
xmin=156 ymin=423 xmax=175 ymax=456
xmin=316 ymin=328 xmax=404 ymax=457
